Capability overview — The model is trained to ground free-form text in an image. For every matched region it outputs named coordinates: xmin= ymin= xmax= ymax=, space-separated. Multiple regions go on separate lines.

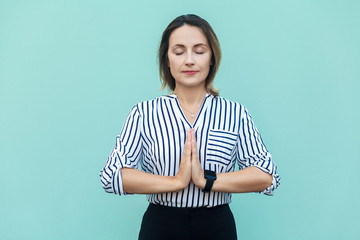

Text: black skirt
xmin=138 ymin=203 xmax=237 ymax=240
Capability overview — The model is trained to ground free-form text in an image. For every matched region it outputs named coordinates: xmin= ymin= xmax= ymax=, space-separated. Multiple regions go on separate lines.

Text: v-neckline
xmin=168 ymin=93 xmax=211 ymax=129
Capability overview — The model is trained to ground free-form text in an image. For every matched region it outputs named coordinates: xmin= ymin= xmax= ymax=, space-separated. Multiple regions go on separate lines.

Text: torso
xmin=134 ymin=93 xmax=243 ymax=207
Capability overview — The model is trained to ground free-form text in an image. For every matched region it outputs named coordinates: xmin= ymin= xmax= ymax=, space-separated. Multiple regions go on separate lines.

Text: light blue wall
xmin=1 ymin=0 xmax=359 ymax=239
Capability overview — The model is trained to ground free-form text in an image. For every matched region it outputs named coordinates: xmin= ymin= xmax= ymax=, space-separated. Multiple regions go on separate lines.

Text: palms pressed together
xmin=175 ymin=128 xmax=205 ymax=190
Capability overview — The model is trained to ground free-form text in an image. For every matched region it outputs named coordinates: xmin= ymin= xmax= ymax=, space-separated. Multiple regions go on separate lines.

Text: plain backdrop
xmin=1 ymin=0 xmax=359 ymax=239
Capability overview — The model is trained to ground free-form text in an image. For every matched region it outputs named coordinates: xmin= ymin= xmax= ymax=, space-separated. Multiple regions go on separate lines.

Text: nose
xmin=185 ymin=52 xmax=195 ymax=66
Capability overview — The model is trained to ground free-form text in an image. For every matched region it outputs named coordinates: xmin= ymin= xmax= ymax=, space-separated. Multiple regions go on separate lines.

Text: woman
xmin=100 ymin=14 xmax=280 ymax=240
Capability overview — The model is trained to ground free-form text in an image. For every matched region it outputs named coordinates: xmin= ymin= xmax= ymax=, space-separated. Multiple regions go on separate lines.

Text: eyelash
xmin=175 ymin=52 xmax=204 ymax=55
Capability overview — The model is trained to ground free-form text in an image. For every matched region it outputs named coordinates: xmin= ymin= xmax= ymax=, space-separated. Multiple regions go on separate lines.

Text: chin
xmin=176 ymin=79 xmax=206 ymax=88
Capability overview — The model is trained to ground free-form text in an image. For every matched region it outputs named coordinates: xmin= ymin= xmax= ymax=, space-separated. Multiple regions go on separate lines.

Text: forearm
xmin=208 ymin=167 xmax=273 ymax=193
xmin=121 ymin=167 xmax=183 ymax=194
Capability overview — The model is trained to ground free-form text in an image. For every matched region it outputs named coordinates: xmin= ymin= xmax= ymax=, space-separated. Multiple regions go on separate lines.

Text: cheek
xmin=167 ymin=56 xmax=178 ymax=70
xmin=201 ymin=57 xmax=212 ymax=71
xmin=200 ymin=54 xmax=212 ymax=67
xmin=167 ymin=58 xmax=179 ymax=78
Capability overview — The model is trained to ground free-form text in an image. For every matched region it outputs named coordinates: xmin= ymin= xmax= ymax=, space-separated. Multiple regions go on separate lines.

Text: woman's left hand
xmin=190 ymin=129 xmax=206 ymax=189
xmin=189 ymin=128 xmax=273 ymax=193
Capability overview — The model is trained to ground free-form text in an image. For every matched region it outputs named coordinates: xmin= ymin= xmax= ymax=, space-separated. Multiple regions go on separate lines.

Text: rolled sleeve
xmin=236 ymin=106 xmax=280 ymax=196
xmin=100 ymin=105 xmax=143 ymax=196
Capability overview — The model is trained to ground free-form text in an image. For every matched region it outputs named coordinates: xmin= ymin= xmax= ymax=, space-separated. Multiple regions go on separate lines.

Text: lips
xmin=183 ymin=70 xmax=198 ymax=75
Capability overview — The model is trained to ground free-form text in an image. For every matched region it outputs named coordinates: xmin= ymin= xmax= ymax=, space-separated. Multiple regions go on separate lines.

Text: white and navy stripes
xmin=100 ymin=93 xmax=280 ymax=207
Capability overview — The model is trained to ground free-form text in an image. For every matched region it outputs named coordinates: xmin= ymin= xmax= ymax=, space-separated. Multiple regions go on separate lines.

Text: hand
xmin=174 ymin=130 xmax=192 ymax=190
xmin=190 ymin=129 xmax=206 ymax=189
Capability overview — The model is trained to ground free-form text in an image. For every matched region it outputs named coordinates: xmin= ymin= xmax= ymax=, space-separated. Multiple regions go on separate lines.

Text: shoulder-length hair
xmin=158 ymin=14 xmax=221 ymax=97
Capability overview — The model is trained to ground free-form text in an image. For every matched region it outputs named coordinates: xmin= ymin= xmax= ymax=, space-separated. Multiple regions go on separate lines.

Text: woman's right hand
xmin=120 ymin=130 xmax=193 ymax=194
xmin=173 ymin=130 xmax=192 ymax=190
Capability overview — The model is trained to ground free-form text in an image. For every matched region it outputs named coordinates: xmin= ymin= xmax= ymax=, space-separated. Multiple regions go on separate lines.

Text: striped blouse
xmin=100 ymin=93 xmax=280 ymax=208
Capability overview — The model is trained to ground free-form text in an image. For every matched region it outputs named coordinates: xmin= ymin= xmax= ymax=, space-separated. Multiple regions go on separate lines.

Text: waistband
xmin=148 ymin=203 xmax=230 ymax=214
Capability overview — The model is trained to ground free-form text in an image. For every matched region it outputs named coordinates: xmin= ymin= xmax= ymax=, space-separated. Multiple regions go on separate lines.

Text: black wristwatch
xmin=202 ymin=170 xmax=217 ymax=192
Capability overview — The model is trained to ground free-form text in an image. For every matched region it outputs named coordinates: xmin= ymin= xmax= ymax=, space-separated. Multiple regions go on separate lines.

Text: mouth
xmin=183 ymin=70 xmax=198 ymax=75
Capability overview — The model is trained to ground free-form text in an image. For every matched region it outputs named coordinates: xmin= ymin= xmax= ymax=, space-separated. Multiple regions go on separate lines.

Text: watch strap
xmin=202 ymin=170 xmax=217 ymax=193
xmin=203 ymin=178 xmax=215 ymax=192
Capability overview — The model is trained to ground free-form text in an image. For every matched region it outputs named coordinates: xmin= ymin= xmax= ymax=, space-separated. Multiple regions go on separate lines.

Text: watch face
xmin=205 ymin=170 xmax=217 ymax=180
xmin=207 ymin=175 xmax=217 ymax=180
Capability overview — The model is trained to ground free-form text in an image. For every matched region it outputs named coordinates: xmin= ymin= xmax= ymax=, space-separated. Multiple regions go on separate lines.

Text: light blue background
xmin=1 ymin=0 xmax=359 ymax=239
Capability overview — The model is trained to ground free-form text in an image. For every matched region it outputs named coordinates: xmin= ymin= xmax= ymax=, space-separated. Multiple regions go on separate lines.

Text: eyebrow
xmin=171 ymin=43 xmax=209 ymax=49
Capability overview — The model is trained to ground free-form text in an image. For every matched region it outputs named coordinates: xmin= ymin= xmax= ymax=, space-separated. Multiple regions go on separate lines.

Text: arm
xmin=235 ymin=106 xmax=280 ymax=195
xmin=194 ymin=166 xmax=273 ymax=193
xmin=190 ymin=104 xmax=280 ymax=194
xmin=190 ymin=129 xmax=273 ymax=193
xmin=121 ymin=168 xmax=183 ymax=194
xmin=100 ymin=106 xmax=144 ymax=195
xmin=119 ymin=129 xmax=193 ymax=194
xmin=213 ymin=167 xmax=272 ymax=193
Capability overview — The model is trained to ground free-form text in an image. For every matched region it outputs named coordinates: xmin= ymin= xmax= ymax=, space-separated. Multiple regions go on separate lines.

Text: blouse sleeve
xmin=99 ymin=105 xmax=143 ymax=196
xmin=236 ymin=106 xmax=280 ymax=196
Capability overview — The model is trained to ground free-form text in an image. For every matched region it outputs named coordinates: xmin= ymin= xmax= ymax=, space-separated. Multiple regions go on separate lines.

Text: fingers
xmin=183 ymin=130 xmax=192 ymax=158
xmin=183 ymin=128 xmax=198 ymax=160
xmin=189 ymin=129 xmax=204 ymax=187
xmin=190 ymin=129 xmax=198 ymax=159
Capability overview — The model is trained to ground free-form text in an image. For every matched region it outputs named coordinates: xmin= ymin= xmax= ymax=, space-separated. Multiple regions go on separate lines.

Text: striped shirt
xmin=100 ymin=93 xmax=280 ymax=208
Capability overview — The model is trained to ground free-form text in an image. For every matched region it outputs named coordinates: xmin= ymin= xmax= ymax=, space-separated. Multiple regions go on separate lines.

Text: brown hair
xmin=158 ymin=14 xmax=221 ymax=97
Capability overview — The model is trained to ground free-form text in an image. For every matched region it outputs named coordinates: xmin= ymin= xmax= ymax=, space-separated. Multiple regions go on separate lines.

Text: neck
xmin=172 ymin=85 xmax=208 ymax=108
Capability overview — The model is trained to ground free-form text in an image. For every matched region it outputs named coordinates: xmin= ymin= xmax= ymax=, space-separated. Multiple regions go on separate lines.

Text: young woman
xmin=100 ymin=14 xmax=280 ymax=240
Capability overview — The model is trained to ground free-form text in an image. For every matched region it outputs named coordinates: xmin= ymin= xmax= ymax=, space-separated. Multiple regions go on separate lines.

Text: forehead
xmin=169 ymin=25 xmax=209 ymax=46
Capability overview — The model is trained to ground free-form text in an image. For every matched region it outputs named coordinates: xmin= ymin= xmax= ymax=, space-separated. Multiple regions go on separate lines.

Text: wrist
xmin=172 ymin=175 xmax=187 ymax=191
xmin=194 ymin=177 xmax=206 ymax=190
xmin=202 ymin=170 xmax=217 ymax=193
xmin=193 ymin=171 xmax=206 ymax=189
xmin=200 ymin=177 xmax=206 ymax=190
xmin=199 ymin=174 xmax=206 ymax=189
